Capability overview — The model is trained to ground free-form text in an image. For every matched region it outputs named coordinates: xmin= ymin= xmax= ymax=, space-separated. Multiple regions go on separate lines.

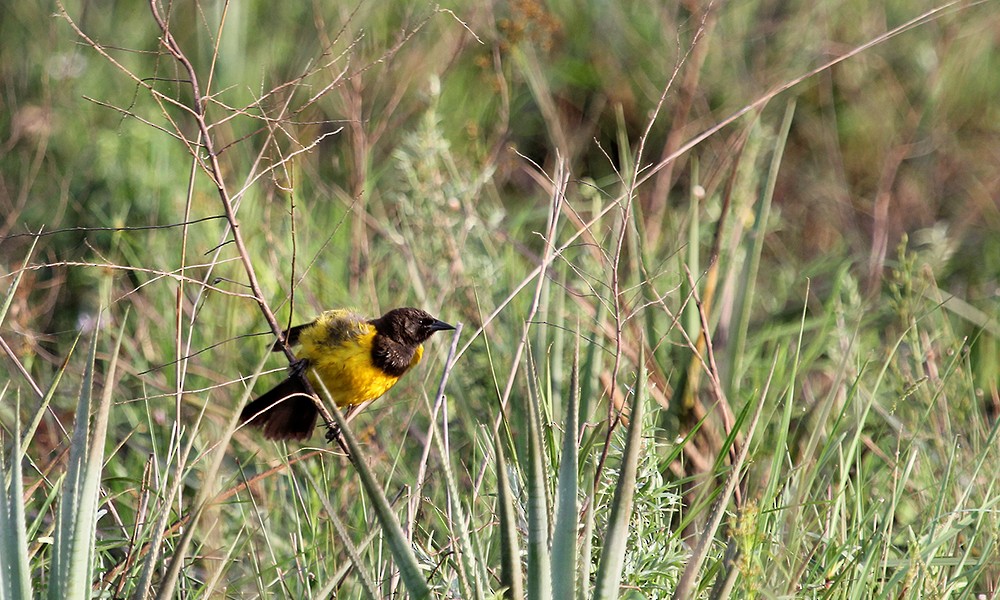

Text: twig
xmin=409 ymin=323 xmax=464 ymax=541
xmin=145 ymin=0 xmax=337 ymax=433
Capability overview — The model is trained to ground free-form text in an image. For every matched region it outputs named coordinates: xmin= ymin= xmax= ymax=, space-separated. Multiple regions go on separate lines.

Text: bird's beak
xmin=429 ymin=319 xmax=456 ymax=332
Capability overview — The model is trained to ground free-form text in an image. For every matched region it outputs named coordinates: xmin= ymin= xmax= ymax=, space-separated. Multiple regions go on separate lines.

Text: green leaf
xmin=0 ymin=397 xmax=33 ymax=600
xmin=526 ymin=356 xmax=553 ymax=600
xmin=551 ymin=338 xmax=580 ymax=600
xmin=0 ymin=236 xmax=38 ymax=326
xmin=49 ymin=307 xmax=122 ymax=600
xmin=592 ymin=347 xmax=647 ymax=600
xmin=494 ymin=424 xmax=525 ymax=600
xmin=317 ymin=377 xmax=432 ymax=599
xmin=673 ymin=356 xmax=774 ymax=600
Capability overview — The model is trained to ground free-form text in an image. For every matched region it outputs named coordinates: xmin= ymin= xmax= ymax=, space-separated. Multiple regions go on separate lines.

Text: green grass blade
xmin=155 ymin=501 xmax=205 ymax=600
xmin=728 ymin=102 xmax=794 ymax=392
xmin=683 ymin=159 xmax=701 ymax=343
xmin=20 ymin=335 xmax=79 ymax=458
xmin=673 ymin=355 xmax=775 ymax=600
xmin=494 ymin=424 xmax=525 ymax=600
xmin=427 ymin=392 xmax=487 ymax=598
xmin=761 ymin=283 xmax=806 ymax=508
xmin=301 ymin=465 xmax=380 ymax=599
xmin=317 ymin=377 xmax=432 ymax=599
xmin=592 ymin=347 xmax=647 ymax=600
xmin=551 ymin=337 xmax=580 ymax=600
xmin=579 ymin=305 xmax=604 ymax=427
xmin=137 ymin=332 xmax=272 ymax=600
xmin=420 ymin=324 xmax=487 ymax=598
xmin=0 ymin=236 xmax=39 ymax=326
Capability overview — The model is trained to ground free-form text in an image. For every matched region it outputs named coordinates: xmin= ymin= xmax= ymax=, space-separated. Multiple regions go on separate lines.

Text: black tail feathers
xmin=240 ymin=376 xmax=318 ymax=441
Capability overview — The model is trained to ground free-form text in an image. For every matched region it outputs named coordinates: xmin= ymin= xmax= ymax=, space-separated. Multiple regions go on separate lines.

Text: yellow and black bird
xmin=241 ymin=307 xmax=455 ymax=440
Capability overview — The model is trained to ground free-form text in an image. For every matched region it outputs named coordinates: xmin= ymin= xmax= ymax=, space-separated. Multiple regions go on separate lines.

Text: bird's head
xmin=372 ymin=307 xmax=455 ymax=346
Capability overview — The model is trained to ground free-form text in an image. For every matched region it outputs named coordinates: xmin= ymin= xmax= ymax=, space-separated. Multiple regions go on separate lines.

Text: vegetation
xmin=1 ymin=0 xmax=998 ymax=597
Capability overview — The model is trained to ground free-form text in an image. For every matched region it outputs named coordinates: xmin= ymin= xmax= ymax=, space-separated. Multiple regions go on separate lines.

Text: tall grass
xmin=0 ymin=0 xmax=998 ymax=597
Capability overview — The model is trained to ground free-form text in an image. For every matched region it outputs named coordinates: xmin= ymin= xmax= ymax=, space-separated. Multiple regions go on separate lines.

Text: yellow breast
xmin=296 ymin=314 xmax=424 ymax=407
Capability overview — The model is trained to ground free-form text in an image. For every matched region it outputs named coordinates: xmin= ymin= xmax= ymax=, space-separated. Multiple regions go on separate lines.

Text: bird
xmin=240 ymin=307 xmax=455 ymax=441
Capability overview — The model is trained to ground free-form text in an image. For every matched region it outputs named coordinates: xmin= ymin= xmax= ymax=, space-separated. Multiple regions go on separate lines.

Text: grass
xmin=1 ymin=0 xmax=999 ymax=598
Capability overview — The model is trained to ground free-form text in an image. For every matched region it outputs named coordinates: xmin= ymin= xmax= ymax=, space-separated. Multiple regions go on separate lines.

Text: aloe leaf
xmin=0 ymin=399 xmax=33 ymax=600
xmin=551 ymin=339 xmax=580 ymax=599
xmin=592 ymin=348 xmax=647 ymax=600
xmin=494 ymin=424 xmax=525 ymax=600
xmin=49 ymin=308 xmax=123 ymax=600
xmin=525 ymin=356 xmax=553 ymax=600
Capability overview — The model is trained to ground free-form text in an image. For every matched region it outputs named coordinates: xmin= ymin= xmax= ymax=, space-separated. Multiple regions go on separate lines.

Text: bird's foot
xmin=289 ymin=358 xmax=309 ymax=379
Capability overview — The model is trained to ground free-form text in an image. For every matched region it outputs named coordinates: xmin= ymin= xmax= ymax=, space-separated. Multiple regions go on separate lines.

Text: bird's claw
xmin=326 ymin=425 xmax=344 ymax=444
xmin=289 ymin=358 xmax=309 ymax=379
